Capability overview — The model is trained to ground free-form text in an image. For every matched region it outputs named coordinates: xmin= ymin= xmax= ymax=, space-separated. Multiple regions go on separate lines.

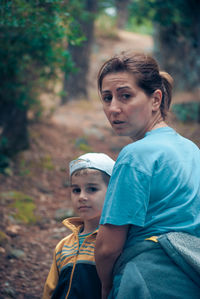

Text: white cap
xmin=69 ymin=153 xmax=115 ymax=176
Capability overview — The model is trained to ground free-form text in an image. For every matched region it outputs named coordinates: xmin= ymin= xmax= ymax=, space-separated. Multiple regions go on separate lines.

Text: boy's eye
xmin=86 ymin=187 xmax=98 ymax=193
xmin=71 ymin=188 xmax=81 ymax=194
xmin=102 ymin=94 xmax=112 ymax=103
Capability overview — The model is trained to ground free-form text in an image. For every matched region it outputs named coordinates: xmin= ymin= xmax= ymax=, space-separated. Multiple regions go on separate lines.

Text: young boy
xmin=43 ymin=153 xmax=115 ymax=299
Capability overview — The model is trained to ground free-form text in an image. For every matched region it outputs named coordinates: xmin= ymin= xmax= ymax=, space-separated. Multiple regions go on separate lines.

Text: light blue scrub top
xmin=100 ymin=127 xmax=200 ymax=247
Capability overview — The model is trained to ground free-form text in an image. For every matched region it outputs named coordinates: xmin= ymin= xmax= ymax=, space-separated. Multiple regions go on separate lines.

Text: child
xmin=43 ymin=153 xmax=115 ymax=299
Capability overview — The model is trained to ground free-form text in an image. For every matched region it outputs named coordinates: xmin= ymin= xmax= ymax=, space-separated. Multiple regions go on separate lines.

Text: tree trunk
xmin=115 ymin=0 xmax=131 ymax=29
xmin=61 ymin=0 xmax=97 ymax=104
xmin=0 ymin=102 xmax=29 ymax=160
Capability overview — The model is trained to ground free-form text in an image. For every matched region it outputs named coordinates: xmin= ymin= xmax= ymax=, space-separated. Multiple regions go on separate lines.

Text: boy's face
xmin=70 ymin=169 xmax=107 ymax=222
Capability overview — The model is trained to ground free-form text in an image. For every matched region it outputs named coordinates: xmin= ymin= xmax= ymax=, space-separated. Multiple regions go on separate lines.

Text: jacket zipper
xmin=65 ymin=232 xmax=94 ymax=299
xmin=65 ymin=247 xmax=79 ymax=299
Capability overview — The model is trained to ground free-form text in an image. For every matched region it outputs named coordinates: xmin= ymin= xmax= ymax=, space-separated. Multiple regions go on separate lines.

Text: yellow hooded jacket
xmin=43 ymin=217 xmax=101 ymax=299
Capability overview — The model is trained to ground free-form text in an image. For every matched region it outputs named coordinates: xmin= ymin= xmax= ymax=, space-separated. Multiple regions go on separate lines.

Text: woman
xmin=94 ymin=52 xmax=200 ymax=299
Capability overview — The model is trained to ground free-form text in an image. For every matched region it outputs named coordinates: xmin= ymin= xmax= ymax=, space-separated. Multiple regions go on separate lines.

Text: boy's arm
xmin=42 ymin=251 xmax=59 ymax=299
xmin=95 ymin=224 xmax=129 ymax=299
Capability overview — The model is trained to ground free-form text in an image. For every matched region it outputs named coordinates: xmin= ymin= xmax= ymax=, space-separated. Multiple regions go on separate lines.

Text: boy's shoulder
xmin=63 ymin=217 xmax=84 ymax=230
xmin=55 ymin=232 xmax=76 ymax=251
xmin=54 ymin=217 xmax=83 ymax=252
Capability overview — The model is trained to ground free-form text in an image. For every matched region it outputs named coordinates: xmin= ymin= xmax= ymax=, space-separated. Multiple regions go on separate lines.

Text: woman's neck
xmin=130 ymin=116 xmax=167 ymax=142
xmin=151 ymin=120 xmax=167 ymax=131
xmin=150 ymin=111 xmax=166 ymax=129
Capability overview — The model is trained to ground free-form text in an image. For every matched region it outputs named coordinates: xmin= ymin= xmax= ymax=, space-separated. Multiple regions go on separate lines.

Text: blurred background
xmin=0 ymin=1 xmax=200 ymax=298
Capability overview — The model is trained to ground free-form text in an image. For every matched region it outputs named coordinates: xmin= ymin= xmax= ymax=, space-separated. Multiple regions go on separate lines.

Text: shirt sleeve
xmin=100 ymin=162 xmax=151 ymax=227
xmin=42 ymin=249 xmax=59 ymax=299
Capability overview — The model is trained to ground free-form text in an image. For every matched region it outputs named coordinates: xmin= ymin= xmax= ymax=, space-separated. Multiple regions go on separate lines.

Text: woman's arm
xmin=95 ymin=224 xmax=129 ymax=299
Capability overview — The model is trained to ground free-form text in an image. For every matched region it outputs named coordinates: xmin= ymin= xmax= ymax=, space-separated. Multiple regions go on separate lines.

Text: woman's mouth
xmin=112 ymin=120 xmax=126 ymax=127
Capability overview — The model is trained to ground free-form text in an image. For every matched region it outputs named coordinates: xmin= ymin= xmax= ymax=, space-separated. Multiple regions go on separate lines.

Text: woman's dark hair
xmin=97 ymin=52 xmax=173 ymax=120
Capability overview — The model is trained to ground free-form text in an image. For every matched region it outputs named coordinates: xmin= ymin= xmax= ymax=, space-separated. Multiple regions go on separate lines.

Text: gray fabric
xmin=166 ymin=232 xmax=200 ymax=274
xmin=110 ymin=237 xmax=200 ymax=298
xmin=158 ymin=232 xmax=200 ymax=287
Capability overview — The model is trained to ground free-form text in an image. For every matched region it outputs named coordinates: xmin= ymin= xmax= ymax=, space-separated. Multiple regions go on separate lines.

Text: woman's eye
xmin=102 ymin=94 xmax=112 ymax=103
xmin=121 ymin=93 xmax=131 ymax=100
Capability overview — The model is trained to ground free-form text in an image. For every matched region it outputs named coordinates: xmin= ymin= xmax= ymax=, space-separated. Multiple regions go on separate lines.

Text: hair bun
xmin=159 ymin=71 xmax=174 ymax=87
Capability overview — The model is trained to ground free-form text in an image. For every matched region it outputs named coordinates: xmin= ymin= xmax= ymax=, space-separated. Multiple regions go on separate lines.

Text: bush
xmin=0 ymin=0 xmax=83 ymax=170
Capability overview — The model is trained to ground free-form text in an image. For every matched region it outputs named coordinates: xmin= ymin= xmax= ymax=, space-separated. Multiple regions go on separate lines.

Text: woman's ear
xmin=152 ymin=89 xmax=162 ymax=111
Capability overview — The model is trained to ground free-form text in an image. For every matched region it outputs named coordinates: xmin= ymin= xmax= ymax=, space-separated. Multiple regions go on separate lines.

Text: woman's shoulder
xmin=119 ymin=134 xmax=157 ymax=159
xmin=120 ymin=126 xmax=199 ymax=155
xmin=117 ymin=126 xmax=200 ymax=171
xmin=116 ymin=140 xmax=156 ymax=175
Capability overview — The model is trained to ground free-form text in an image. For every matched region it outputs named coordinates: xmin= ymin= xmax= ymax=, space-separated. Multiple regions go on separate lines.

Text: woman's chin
xmin=113 ymin=128 xmax=131 ymax=138
xmin=112 ymin=126 xmax=126 ymax=136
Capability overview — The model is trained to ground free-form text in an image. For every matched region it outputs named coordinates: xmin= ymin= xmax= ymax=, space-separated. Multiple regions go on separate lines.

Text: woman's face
xmin=100 ymin=72 xmax=160 ymax=140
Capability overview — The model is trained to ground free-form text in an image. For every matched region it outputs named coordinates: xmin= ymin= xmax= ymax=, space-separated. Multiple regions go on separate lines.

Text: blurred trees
xmin=115 ymin=0 xmax=131 ymax=29
xmin=61 ymin=0 xmax=98 ymax=103
xmin=0 ymin=0 xmax=115 ymax=170
xmin=129 ymin=0 xmax=200 ymax=92
xmin=0 ymin=0 xmax=82 ymax=171
xmin=1 ymin=0 xmax=200 ymax=171
xmin=61 ymin=0 xmax=132 ymax=104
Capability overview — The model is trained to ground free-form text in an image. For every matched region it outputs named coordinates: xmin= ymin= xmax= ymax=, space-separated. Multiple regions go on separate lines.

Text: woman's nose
xmin=109 ymin=98 xmax=121 ymax=114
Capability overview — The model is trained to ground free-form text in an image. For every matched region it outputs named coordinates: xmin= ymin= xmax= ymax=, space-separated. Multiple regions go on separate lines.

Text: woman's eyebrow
xmin=116 ymin=86 xmax=132 ymax=91
xmin=101 ymin=89 xmax=110 ymax=94
xmin=101 ymin=86 xmax=132 ymax=93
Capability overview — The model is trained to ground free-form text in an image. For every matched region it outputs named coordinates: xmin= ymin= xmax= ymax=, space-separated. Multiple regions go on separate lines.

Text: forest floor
xmin=0 ymin=30 xmax=200 ymax=299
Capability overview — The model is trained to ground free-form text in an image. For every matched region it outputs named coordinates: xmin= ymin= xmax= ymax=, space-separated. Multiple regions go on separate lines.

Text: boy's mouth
xmin=78 ymin=206 xmax=90 ymax=210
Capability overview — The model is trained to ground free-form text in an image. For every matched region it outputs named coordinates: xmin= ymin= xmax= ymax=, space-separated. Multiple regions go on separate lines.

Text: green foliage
xmin=0 ymin=191 xmax=37 ymax=224
xmin=95 ymin=12 xmax=118 ymax=39
xmin=128 ymin=0 xmax=197 ymax=36
xmin=172 ymin=102 xmax=200 ymax=123
xmin=17 ymin=151 xmax=55 ymax=174
xmin=74 ymin=137 xmax=93 ymax=152
xmin=0 ymin=230 xmax=8 ymax=246
xmin=98 ymin=0 xmax=115 ymax=11
xmin=18 ymin=158 xmax=31 ymax=176
xmin=126 ymin=16 xmax=153 ymax=35
xmin=78 ymin=143 xmax=93 ymax=153
xmin=0 ymin=0 xmax=87 ymax=171
xmin=128 ymin=0 xmax=200 ymax=92
xmin=0 ymin=153 xmax=10 ymax=174
xmin=40 ymin=154 xmax=55 ymax=170
xmin=0 ymin=0 xmax=79 ymax=110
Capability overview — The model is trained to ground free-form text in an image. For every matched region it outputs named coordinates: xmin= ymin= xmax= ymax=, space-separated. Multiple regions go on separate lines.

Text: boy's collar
xmin=63 ymin=217 xmax=83 ymax=230
xmin=63 ymin=217 xmax=99 ymax=234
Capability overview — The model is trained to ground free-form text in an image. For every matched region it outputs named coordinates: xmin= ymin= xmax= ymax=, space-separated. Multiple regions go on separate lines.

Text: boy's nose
xmin=79 ymin=191 xmax=88 ymax=201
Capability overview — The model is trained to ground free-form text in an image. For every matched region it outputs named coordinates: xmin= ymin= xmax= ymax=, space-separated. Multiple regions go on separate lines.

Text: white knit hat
xmin=69 ymin=153 xmax=115 ymax=176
